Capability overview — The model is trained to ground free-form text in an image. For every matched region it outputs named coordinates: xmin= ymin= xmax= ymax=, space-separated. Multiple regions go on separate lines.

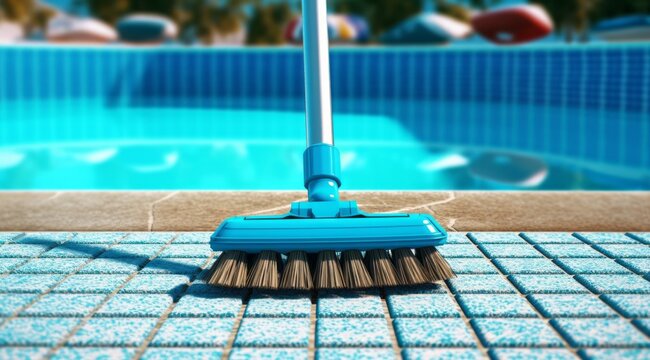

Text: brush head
xmin=417 ymin=246 xmax=456 ymax=281
xmin=364 ymin=249 xmax=400 ymax=287
xmin=341 ymin=250 xmax=374 ymax=289
xmin=210 ymin=211 xmax=446 ymax=253
xmin=314 ymin=250 xmax=346 ymax=290
xmin=280 ymin=251 xmax=313 ymax=290
xmin=392 ymin=248 xmax=431 ymax=285
xmin=205 ymin=251 xmax=249 ymax=288
xmin=247 ymin=251 xmax=281 ymax=290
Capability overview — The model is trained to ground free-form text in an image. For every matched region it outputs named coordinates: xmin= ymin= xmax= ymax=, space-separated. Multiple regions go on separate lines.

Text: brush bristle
xmin=313 ymin=251 xmax=346 ymax=290
xmin=392 ymin=248 xmax=431 ymax=285
xmin=205 ymin=251 xmax=249 ymax=288
xmin=247 ymin=251 xmax=281 ymax=290
xmin=341 ymin=250 xmax=374 ymax=289
xmin=416 ymin=246 xmax=456 ymax=281
xmin=364 ymin=249 xmax=400 ymax=287
xmin=280 ymin=251 xmax=313 ymax=290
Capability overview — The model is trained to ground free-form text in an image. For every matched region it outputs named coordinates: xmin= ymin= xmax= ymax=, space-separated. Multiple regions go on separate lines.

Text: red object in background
xmin=471 ymin=5 xmax=553 ymax=45
xmin=284 ymin=17 xmax=301 ymax=43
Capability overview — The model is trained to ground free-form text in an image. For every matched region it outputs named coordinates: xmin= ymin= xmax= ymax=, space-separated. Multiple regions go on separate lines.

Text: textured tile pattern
xmin=1 ymin=232 xmax=649 ymax=357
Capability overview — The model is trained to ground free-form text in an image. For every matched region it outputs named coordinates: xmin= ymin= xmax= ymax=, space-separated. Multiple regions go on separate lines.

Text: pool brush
xmin=205 ymin=0 xmax=455 ymax=291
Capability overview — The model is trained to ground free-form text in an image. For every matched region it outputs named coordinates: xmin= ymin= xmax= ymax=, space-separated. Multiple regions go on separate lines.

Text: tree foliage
xmin=334 ymin=0 xmax=421 ymax=36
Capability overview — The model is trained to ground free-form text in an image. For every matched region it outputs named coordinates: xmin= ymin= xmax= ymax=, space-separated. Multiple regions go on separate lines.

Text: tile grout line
xmin=308 ymin=298 xmax=316 ymax=360
xmin=221 ymin=290 xmax=251 ymax=360
xmin=132 ymin=252 xmax=218 ymax=360
xmin=0 ymin=232 xmax=113 ymax=328
xmin=43 ymin=233 xmax=180 ymax=358
xmin=380 ymin=289 xmax=403 ymax=360
xmin=467 ymin=232 xmax=578 ymax=355
xmin=0 ymin=232 xmax=70 ymax=282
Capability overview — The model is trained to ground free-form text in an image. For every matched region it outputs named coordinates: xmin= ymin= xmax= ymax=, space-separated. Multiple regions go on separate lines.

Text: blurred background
xmin=0 ymin=1 xmax=648 ymax=191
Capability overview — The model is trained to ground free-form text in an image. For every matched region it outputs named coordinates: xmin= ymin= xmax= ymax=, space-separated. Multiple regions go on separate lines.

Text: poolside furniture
xmin=380 ymin=14 xmax=472 ymax=45
xmin=469 ymin=152 xmax=548 ymax=189
xmin=117 ymin=14 xmax=178 ymax=45
xmin=289 ymin=14 xmax=371 ymax=43
xmin=0 ymin=22 xmax=24 ymax=44
xmin=471 ymin=5 xmax=553 ymax=45
xmin=46 ymin=16 xmax=117 ymax=44
xmin=594 ymin=15 xmax=650 ymax=42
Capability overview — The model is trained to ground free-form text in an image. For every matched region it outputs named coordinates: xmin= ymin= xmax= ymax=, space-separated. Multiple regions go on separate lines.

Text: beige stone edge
xmin=0 ymin=191 xmax=648 ymax=232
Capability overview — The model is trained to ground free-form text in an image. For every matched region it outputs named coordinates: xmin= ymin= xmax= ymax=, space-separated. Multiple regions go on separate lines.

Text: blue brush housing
xmin=211 ymin=144 xmax=448 ymax=253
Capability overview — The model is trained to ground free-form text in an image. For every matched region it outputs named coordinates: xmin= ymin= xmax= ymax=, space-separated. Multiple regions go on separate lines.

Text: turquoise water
xmin=0 ymin=99 xmax=647 ymax=190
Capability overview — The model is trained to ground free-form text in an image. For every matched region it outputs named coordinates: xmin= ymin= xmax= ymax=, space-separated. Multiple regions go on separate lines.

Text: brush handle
xmin=302 ymin=0 xmax=333 ymax=146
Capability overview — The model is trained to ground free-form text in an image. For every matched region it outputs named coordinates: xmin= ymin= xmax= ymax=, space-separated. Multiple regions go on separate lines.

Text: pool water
xmin=0 ymin=101 xmax=647 ymax=190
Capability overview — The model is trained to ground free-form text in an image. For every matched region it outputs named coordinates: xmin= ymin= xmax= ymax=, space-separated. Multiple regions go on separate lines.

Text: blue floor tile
xmin=552 ymin=318 xmax=650 ymax=347
xmin=470 ymin=233 xmax=528 ymax=244
xmin=170 ymin=286 xmax=242 ymax=318
xmin=576 ymin=275 xmax=650 ymax=294
xmin=529 ymin=294 xmax=617 ymax=318
xmin=618 ymin=258 xmax=650 ymax=276
xmin=594 ymin=244 xmax=649 ymax=259
xmin=447 ymin=233 xmax=473 ymax=244
xmin=150 ymin=318 xmax=234 ymax=347
xmin=0 ymin=294 xmax=38 ymax=316
xmin=66 ymin=233 xmax=125 ymax=244
xmin=236 ymin=318 xmax=310 ymax=347
xmin=77 ymin=257 xmax=148 ymax=274
xmin=317 ymin=349 xmax=395 ymax=360
xmin=96 ymin=294 xmax=172 ymax=317
xmin=510 ymin=275 xmax=589 ymax=294
xmin=472 ymin=318 xmax=564 ymax=347
xmin=634 ymin=319 xmax=650 ymax=336
xmin=0 ymin=258 xmax=28 ymax=273
xmin=387 ymin=293 xmax=460 ymax=318
xmin=51 ymin=347 xmax=136 ymax=360
xmin=458 ymin=294 xmax=537 ymax=318
xmin=13 ymin=258 xmax=89 ymax=274
xmin=16 ymin=233 xmax=72 ymax=244
xmin=0 ymin=347 xmax=49 ymax=360
xmin=120 ymin=232 xmax=176 ymax=244
xmin=478 ymin=244 xmax=543 ymax=258
xmin=385 ymin=284 xmax=446 ymax=296
xmin=447 ymin=258 xmax=499 ymax=274
xmin=535 ymin=244 xmax=604 ymax=258
xmin=141 ymin=348 xmax=224 ymax=360
xmin=40 ymin=243 xmax=109 ymax=258
xmin=493 ymin=258 xmax=564 ymax=275
xmin=247 ymin=292 xmax=311 ymax=318
xmin=578 ymin=349 xmax=650 ymax=360
xmin=172 ymin=232 xmax=212 ymax=244
xmin=402 ymin=349 xmax=484 ymax=360
xmin=22 ymin=294 xmax=105 ymax=317
xmin=522 ymin=233 xmax=584 ymax=244
xmin=120 ymin=274 xmax=190 ymax=296
xmin=0 ymin=244 xmax=53 ymax=258
xmin=157 ymin=245 xmax=211 ymax=258
xmin=602 ymin=294 xmax=650 ymax=318
xmin=53 ymin=274 xmax=130 ymax=294
xmin=555 ymin=258 xmax=632 ymax=275
xmin=0 ymin=274 xmax=65 ymax=293
xmin=437 ymin=245 xmax=485 ymax=258
xmin=448 ymin=275 xmax=516 ymax=294
xmin=140 ymin=258 xmax=206 ymax=275
xmin=488 ymin=349 xmax=577 ymax=360
xmin=0 ymin=317 xmax=80 ymax=346
xmin=101 ymin=244 xmax=166 ymax=258
xmin=317 ymin=318 xmax=392 ymax=348
xmin=232 ymin=348 xmax=309 ymax=360
xmin=394 ymin=318 xmax=476 ymax=347
xmin=577 ymin=233 xmax=641 ymax=244
xmin=68 ymin=318 xmax=158 ymax=346
xmin=318 ymin=292 xmax=384 ymax=318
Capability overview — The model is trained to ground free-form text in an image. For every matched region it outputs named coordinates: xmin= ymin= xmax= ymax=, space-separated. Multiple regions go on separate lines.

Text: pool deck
xmin=0 ymin=191 xmax=649 ymax=232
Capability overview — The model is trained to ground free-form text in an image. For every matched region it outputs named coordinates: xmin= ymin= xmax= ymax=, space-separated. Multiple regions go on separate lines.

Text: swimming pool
xmin=0 ymin=46 xmax=648 ymax=190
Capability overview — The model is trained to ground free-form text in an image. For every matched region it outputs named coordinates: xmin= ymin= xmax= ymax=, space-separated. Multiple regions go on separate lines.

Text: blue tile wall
xmin=1 ymin=46 xmax=647 ymax=170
